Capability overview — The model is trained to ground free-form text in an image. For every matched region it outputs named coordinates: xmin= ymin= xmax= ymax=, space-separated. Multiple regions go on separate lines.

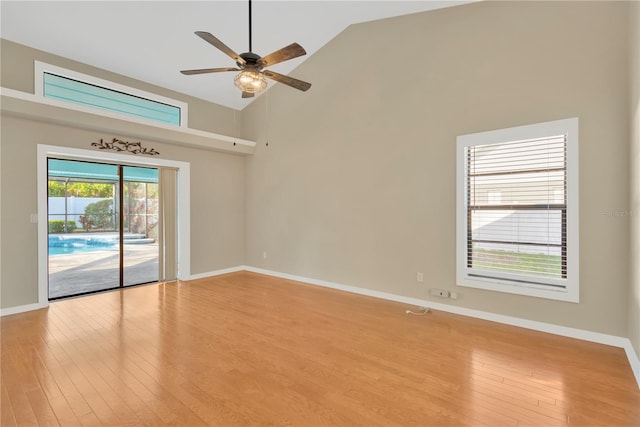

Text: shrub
xmin=48 ymin=220 xmax=77 ymax=233
xmin=80 ymin=199 xmax=114 ymax=230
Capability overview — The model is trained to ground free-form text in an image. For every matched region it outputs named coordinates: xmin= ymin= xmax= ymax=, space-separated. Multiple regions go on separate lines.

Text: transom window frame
xmin=34 ymin=61 xmax=188 ymax=128
xmin=456 ymin=117 xmax=579 ymax=303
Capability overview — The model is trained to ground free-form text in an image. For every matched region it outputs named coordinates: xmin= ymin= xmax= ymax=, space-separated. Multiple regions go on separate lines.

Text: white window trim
xmin=37 ymin=144 xmax=191 ymax=309
xmin=34 ymin=61 xmax=189 ymax=128
xmin=456 ymin=117 xmax=579 ymax=303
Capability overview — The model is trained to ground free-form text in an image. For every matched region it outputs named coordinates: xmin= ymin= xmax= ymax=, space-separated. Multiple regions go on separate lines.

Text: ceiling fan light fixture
xmin=234 ymin=68 xmax=267 ymax=93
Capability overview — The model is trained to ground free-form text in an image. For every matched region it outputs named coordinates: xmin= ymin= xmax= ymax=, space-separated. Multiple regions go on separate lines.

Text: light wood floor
xmin=2 ymin=271 xmax=638 ymax=426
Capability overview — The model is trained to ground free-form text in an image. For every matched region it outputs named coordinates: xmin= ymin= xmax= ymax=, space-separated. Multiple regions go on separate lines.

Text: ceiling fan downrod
xmin=248 ymin=0 xmax=252 ymax=53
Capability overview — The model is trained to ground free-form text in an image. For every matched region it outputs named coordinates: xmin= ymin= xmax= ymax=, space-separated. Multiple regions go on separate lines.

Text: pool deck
xmin=48 ymin=235 xmax=159 ymax=298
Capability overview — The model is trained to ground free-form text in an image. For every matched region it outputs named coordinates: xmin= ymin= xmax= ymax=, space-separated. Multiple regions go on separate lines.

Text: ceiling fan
xmin=180 ymin=0 xmax=312 ymax=99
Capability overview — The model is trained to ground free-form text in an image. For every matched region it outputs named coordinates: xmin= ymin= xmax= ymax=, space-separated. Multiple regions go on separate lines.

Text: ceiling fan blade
xmin=195 ymin=31 xmax=246 ymax=65
xmin=257 ymin=43 xmax=307 ymax=68
xmin=180 ymin=67 xmax=240 ymax=75
xmin=242 ymin=91 xmax=255 ymax=99
xmin=263 ymin=70 xmax=311 ymax=92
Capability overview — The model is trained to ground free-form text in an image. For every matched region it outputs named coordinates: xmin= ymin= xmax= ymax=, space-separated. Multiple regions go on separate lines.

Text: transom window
xmin=456 ymin=118 xmax=579 ymax=302
xmin=35 ymin=61 xmax=187 ymax=127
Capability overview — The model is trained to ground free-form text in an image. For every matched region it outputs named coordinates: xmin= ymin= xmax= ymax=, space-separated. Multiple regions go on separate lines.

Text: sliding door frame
xmin=37 ymin=144 xmax=190 ymax=308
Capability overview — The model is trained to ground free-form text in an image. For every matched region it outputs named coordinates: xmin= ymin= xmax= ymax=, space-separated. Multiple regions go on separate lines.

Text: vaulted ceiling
xmin=1 ymin=1 xmax=470 ymax=110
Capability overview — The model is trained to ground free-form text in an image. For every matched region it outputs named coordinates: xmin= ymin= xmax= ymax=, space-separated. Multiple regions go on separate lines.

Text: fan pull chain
xmin=265 ymin=90 xmax=269 ymax=147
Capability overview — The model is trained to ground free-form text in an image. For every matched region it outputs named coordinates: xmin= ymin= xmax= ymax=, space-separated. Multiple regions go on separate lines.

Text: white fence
xmin=472 ymin=209 xmax=562 ymax=256
xmin=48 ymin=197 xmax=112 ymax=224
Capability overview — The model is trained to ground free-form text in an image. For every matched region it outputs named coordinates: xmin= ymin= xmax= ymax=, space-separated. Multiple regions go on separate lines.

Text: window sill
xmin=457 ymin=275 xmax=579 ymax=303
xmin=0 ymin=87 xmax=256 ymax=156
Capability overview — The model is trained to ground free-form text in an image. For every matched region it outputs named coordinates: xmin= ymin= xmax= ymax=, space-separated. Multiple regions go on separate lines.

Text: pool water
xmin=48 ymin=235 xmax=119 ymax=256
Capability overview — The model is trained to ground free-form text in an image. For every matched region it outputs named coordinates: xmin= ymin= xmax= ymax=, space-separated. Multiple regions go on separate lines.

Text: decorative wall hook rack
xmin=91 ymin=138 xmax=159 ymax=156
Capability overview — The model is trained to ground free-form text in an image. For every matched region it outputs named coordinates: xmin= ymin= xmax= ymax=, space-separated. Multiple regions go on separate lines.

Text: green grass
xmin=472 ymin=248 xmax=563 ymax=278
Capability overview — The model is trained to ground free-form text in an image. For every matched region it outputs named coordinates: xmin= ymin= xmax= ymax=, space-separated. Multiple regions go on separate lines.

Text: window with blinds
xmin=456 ymin=118 xmax=579 ymax=302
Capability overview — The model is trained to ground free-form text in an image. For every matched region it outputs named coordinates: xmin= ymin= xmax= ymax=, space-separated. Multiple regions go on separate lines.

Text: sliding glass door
xmin=47 ymin=159 xmax=160 ymax=299
xmin=122 ymin=166 xmax=159 ymax=286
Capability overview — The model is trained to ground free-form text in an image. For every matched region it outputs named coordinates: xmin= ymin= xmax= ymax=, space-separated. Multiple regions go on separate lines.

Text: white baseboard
xmin=623 ymin=341 xmax=640 ymax=388
xmin=243 ymin=266 xmax=640 ymax=389
xmin=0 ymin=302 xmax=48 ymax=317
xmin=184 ymin=266 xmax=245 ymax=281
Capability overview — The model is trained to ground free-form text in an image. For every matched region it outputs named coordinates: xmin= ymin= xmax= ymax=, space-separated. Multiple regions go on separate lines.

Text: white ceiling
xmin=1 ymin=1 xmax=469 ymax=111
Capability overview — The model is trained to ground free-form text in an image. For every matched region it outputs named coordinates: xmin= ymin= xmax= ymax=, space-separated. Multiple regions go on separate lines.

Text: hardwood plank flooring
xmin=1 ymin=271 xmax=638 ymax=426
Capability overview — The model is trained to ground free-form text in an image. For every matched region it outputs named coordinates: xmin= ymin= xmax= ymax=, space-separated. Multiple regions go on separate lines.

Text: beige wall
xmin=242 ymin=1 xmax=631 ymax=336
xmin=629 ymin=0 xmax=640 ymax=357
xmin=1 ymin=42 xmax=246 ymax=309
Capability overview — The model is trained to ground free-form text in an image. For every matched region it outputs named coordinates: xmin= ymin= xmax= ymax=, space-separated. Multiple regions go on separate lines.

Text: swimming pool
xmin=48 ymin=234 xmax=119 ymax=256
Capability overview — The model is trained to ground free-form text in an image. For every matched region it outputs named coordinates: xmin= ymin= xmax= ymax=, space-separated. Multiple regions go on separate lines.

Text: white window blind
xmin=466 ymin=135 xmax=566 ymax=284
xmin=456 ymin=118 xmax=579 ymax=302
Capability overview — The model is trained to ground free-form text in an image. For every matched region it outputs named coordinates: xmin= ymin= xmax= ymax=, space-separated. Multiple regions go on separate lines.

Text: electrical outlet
xmin=417 ymin=272 xmax=424 ymax=282
xmin=430 ymin=288 xmax=450 ymax=298
xmin=263 ymin=251 xmax=267 ymax=259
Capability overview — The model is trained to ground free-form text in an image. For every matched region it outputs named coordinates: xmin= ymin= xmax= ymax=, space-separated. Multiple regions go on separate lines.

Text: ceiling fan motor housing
xmin=237 ymin=52 xmax=262 ymax=70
